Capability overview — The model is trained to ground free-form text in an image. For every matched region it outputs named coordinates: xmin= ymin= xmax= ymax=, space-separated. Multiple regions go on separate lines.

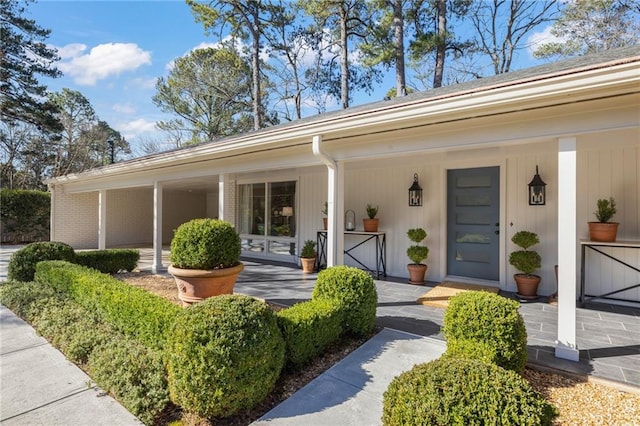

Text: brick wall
xmin=52 ymin=190 xmax=98 ymax=249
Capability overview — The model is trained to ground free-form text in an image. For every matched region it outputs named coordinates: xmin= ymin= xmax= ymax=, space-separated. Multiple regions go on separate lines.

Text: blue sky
xmin=30 ymin=1 xmax=553 ymax=155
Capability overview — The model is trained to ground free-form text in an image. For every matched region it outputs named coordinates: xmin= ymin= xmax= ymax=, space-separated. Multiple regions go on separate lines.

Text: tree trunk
xmin=393 ymin=0 xmax=406 ymax=96
xmin=340 ymin=4 xmax=349 ymax=109
xmin=251 ymin=7 xmax=262 ymax=130
xmin=433 ymin=0 xmax=446 ymax=88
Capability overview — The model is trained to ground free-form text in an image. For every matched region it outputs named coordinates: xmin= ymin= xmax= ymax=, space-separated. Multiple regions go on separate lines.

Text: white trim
xmin=153 ymin=181 xmax=163 ymax=273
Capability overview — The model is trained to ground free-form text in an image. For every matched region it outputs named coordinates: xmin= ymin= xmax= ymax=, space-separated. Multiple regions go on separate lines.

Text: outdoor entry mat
xmin=417 ymin=282 xmax=499 ymax=308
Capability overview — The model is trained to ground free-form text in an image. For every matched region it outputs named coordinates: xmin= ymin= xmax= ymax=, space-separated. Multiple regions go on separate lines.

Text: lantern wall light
xmin=409 ymin=173 xmax=423 ymax=207
xmin=528 ymin=165 xmax=546 ymax=206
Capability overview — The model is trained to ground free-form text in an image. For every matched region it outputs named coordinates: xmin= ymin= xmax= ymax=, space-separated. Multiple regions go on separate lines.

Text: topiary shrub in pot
xmin=165 ymin=295 xmax=285 ymax=418
xmin=382 ymin=357 xmax=556 ymax=425
xmin=442 ymin=290 xmax=528 ymax=372
xmin=300 ymin=239 xmax=317 ymax=273
xmin=8 ymin=241 xmax=76 ymax=282
xmin=168 ymin=218 xmax=243 ymax=306
xmin=363 ymin=203 xmax=379 ymax=232
xmin=406 ymin=228 xmax=429 ymax=285
xmin=508 ymin=230 xmax=542 ymax=300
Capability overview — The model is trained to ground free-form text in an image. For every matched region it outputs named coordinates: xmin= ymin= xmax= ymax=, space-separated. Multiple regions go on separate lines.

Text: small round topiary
xmin=8 ymin=242 xmax=76 ymax=282
xmin=169 ymin=218 xmax=241 ymax=270
xmin=165 ymin=294 xmax=285 ymax=418
xmin=442 ymin=291 xmax=527 ymax=372
xmin=382 ymin=357 xmax=557 ymax=425
xmin=312 ymin=266 xmax=377 ymax=337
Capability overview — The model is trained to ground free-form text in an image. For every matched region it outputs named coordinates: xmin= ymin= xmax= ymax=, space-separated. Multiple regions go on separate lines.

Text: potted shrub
xmin=406 ymin=228 xmax=429 ymax=285
xmin=588 ymin=197 xmax=619 ymax=242
xmin=300 ymin=239 xmax=317 ymax=273
xmin=168 ymin=218 xmax=243 ymax=306
xmin=363 ymin=204 xmax=379 ymax=232
xmin=508 ymin=230 xmax=542 ymax=300
xmin=322 ymin=201 xmax=328 ymax=230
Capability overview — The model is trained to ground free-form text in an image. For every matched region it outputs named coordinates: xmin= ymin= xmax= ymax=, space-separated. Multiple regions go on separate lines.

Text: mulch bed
xmin=117 ymin=272 xmax=640 ymax=425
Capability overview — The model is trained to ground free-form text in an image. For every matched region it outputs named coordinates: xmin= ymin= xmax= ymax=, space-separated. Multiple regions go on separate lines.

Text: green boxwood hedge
xmin=442 ymin=291 xmax=528 ymax=372
xmin=34 ymin=261 xmax=181 ymax=349
xmin=0 ymin=281 xmax=59 ymax=320
xmin=312 ymin=266 xmax=378 ymax=337
xmin=74 ymin=249 xmax=140 ymax=274
xmin=382 ymin=357 xmax=557 ymax=425
xmin=277 ymin=298 xmax=343 ymax=368
xmin=165 ymin=295 xmax=285 ymax=418
xmin=8 ymin=242 xmax=76 ymax=282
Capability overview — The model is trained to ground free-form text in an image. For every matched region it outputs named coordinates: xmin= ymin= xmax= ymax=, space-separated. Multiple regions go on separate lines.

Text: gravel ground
xmin=118 ymin=272 xmax=640 ymax=425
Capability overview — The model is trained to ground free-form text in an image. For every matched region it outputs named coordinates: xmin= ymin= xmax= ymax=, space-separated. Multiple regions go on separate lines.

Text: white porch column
xmin=48 ymin=184 xmax=56 ymax=242
xmin=98 ymin=190 xmax=107 ymax=249
xmin=335 ymin=161 xmax=345 ymax=265
xmin=556 ymin=137 xmax=579 ymax=362
xmin=218 ymin=174 xmax=226 ymax=221
xmin=153 ymin=181 xmax=163 ymax=273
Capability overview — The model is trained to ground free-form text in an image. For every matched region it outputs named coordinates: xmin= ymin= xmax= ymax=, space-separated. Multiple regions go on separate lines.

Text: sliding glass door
xmin=237 ymin=180 xmax=297 ymax=262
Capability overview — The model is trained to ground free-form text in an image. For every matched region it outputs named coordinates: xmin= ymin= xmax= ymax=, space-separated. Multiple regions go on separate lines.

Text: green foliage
xmin=442 ymin=291 xmax=528 ymax=372
xmin=29 ymin=296 xmax=114 ymax=364
xmin=0 ymin=281 xmax=59 ymax=321
xmin=382 ymin=357 xmax=557 ymax=425
xmin=594 ymin=197 xmax=617 ymax=223
xmin=509 ymin=230 xmax=541 ymax=275
xmin=8 ymin=242 xmax=76 ymax=282
xmin=300 ymin=240 xmax=317 ymax=258
xmin=322 ymin=201 xmax=328 ymax=215
xmin=88 ymin=339 xmax=170 ymax=425
xmin=366 ymin=204 xmax=379 ymax=219
xmin=169 ymin=218 xmax=241 ymax=270
xmin=34 ymin=261 xmax=181 ymax=349
xmin=312 ymin=266 xmax=378 ymax=337
xmin=165 ymin=295 xmax=285 ymax=418
xmin=406 ymin=228 xmax=429 ymax=264
xmin=74 ymin=249 xmax=140 ymax=274
xmin=276 ymin=299 xmax=343 ymax=368
xmin=0 ymin=189 xmax=50 ymax=242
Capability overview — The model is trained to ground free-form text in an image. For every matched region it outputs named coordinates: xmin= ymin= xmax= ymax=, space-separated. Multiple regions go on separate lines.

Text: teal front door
xmin=447 ymin=167 xmax=500 ymax=280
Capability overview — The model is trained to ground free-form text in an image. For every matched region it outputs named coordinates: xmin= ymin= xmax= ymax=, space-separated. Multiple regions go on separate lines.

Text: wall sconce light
xmin=408 ymin=173 xmax=423 ymax=206
xmin=528 ymin=165 xmax=546 ymax=205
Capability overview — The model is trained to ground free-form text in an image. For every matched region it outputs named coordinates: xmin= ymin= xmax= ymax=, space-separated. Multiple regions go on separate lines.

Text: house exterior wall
xmin=105 ymin=188 xmax=153 ymax=247
xmin=162 ymin=190 xmax=208 ymax=244
xmin=51 ymin=190 xmax=98 ymax=249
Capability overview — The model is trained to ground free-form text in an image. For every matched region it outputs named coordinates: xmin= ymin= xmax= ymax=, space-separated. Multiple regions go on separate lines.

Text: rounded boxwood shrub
xmin=442 ymin=291 xmax=527 ymax=372
xmin=169 ymin=218 xmax=241 ymax=270
xmin=382 ymin=357 xmax=557 ymax=425
xmin=312 ymin=266 xmax=377 ymax=337
xmin=8 ymin=242 xmax=76 ymax=282
xmin=165 ymin=295 xmax=285 ymax=418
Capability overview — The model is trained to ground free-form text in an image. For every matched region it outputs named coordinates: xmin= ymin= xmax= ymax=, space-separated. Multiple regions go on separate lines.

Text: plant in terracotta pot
xmin=588 ymin=197 xmax=618 ymax=242
xmin=406 ymin=228 xmax=429 ymax=285
xmin=508 ymin=230 xmax=542 ymax=300
xmin=168 ymin=218 xmax=243 ymax=306
xmin=322 ymin=201 xmax=328 ymax=230
xmin=363 ymin=204 xmax=379 ymax=232
xmin=300 ymin=239 xmax=317 ymax=273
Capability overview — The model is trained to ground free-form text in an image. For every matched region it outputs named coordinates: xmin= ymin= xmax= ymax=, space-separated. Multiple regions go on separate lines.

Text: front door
xmin=447 ymin=167 xmax=500 ymax=281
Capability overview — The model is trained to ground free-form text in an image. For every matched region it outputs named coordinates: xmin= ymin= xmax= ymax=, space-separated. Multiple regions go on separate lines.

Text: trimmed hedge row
xmin=0 ymin=189 xmax=50 ymax=243
xmin=0 ymin=282 xmax=169 ymax=425
xmin=276 ymin=298 xmax=343 ymax=368
xmin=74 ymin=249 xmax=140 ymax=274
xmin=382 ymin=357 xmax=556 ymax=425
xmin=8 ymin=242 xmax=141 ymax=282
xmin=34 ymin=261 xmax=181 ymax=349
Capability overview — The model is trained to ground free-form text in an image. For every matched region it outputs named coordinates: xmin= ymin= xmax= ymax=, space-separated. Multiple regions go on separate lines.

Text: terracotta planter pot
xmin=301 ymin=257 xmax=316 ymax=273
xmin=322 ymin=217 xmax=328 ymax=230
xmin=407 ymin=263 xmax=428 ymax=285
xmin=588 ymin=222 xmax=619 ymax=242
xmin=514 ymin=273 xmax=541 ymax=299
xmin=363 ymin=218 xmax=379 ymax=232
xmin=169 ymin=263 xmax=244 ymax=307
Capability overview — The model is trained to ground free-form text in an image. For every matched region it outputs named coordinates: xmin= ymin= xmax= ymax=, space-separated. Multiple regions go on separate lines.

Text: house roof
xmin=45 ymin=44 xmax=640 ymax=187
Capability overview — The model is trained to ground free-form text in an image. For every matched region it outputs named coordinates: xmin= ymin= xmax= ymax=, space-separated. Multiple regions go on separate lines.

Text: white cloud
xmin=112 ymin=103 xmax=136 ymax=114
xmin=527 ymin=25 xmax=567 ymax=56
xmin=57 ymin=43 xmax=152 ymax=85
xmin=119 ymin=118 xmax=158 ymax=136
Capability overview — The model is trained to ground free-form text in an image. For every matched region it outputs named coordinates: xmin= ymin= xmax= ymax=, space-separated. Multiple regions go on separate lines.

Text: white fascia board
xmin=45 ymin=60 xmax=639 ymax=189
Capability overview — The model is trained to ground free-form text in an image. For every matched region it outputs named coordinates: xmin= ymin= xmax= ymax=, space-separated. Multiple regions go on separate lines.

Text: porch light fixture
xmin=408 ymin=173 xmax=423 ymax=206
xmin=528 ymin=166 xmax=546 ymax=206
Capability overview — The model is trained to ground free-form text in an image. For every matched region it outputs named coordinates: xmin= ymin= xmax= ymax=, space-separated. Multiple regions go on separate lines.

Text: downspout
xmin=312 ymin=135 xmax=343 ymax=267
